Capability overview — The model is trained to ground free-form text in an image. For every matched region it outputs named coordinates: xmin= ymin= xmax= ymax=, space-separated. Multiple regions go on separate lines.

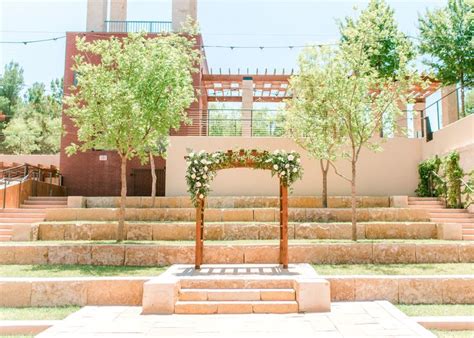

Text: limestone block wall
xmin=0 ymin=275 xmax=473 ymax=307
xmin=1 ymin=242 xmax=472 ymax=266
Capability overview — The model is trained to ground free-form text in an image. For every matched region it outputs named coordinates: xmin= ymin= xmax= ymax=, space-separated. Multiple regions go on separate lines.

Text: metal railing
xmin=104 ymin=21 xmax=172 ymax=33
xmin=422 ymin=86 xmax=473 ymax=140
xmin=0 ymin=164 xmax=63 ymax=208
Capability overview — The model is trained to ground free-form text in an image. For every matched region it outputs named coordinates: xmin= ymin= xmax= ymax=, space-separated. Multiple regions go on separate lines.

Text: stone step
xmin=0 ymin=218 xmax=43 ymax=223
xmin=0 ymin=235 xmax=12 ymax=241
xmin=408 ymin=205 xmax=446 ymax=209
xmin=462 ymin=228 xmax=474 ymax=235
xmin=408 ymin=201 xmax=444 ymax=206
xmin=0 ymin=212 xmax=45 ymax=218
xmin=408 ymin=197 xmax=440 ymax=201
xmin=23 ymin=200 xmax=67 ymax=205
xmin=0 ymin=208 xmax=47 ymax=213
xmin=431 ymin=218 xmax=474 ymax=224
xmin=174 ymin=300 xmax=299 ymax=314
xmin=21 ymin=204 xmax=67 ymax=209
xmin=462 ymin=234 xmax=474 ymax=241
xmin=179 ymin=278 xmax=294 ymax=289
xmin=28 ymin=196 xmax=67 ymax=201
xmin=179 ymin=288 xmax=295 ymax=302
xmin=428 ymin=212 xmax=473 ymax=218
xmin=0 ymin=229 xmax=13 ymax=235
xmin=426 ymin=208 xmax=466 ymax=213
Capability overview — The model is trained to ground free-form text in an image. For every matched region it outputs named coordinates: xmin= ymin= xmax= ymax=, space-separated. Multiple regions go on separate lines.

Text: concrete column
xmin=241 ymin=77 xmax=253 ymax=137
xmin=396 ymin=102 xmax=407 ymax=136
xmin=110 ymin=0 xmax=127 ymax=21
xmin=86 ymin=0 xmax=108 ymax=32
xmin=441 ymin=84 xmax=459 ymax=127
xmin=413 ymin=101 xmax=426 ymax=138
xmin=172 ymin=0 xmax=197 ymax=31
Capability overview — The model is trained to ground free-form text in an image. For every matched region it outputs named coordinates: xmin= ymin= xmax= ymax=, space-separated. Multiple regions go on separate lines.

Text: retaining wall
xmin=1 ymin=275 xmax=473 ymax=307
xmin=36 ymin=221 xmax=439 ymax=241
xmin=1 ymin=242 xmax=472 ymax=266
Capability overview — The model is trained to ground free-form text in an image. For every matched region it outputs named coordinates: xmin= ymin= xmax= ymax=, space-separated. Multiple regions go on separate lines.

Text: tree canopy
xmin=339 ymin=0 xmax=415 ymax=79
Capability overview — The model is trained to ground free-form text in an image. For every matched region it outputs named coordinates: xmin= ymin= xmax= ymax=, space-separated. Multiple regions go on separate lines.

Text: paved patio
xmin=37 ymin=301 xmax=435 ymax=337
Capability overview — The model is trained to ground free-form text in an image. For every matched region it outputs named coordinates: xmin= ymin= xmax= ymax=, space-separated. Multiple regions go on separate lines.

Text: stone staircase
xmin=408 ymin=197 xmax=474 ymax=241
xmin=0 ymin=196 xmax=67 ymax=241
xmin=175 ymin=281 xmax=298 ymax=314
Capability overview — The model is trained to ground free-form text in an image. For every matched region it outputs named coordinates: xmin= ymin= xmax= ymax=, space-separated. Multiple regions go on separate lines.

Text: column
xmin=86 ymin=0 xmax=108 ymax=32
xmin=441 ymin=84 xmax=459 ymax=127
xmin=172 ymin=0 xmax=197 ymax=31
xmin=110 ymin=0 xmax=127 ymax=21
xmin=241 ymin=77 xmax=253 ymax=137
xmin=413 ymin=101 xmax=426 ymax=138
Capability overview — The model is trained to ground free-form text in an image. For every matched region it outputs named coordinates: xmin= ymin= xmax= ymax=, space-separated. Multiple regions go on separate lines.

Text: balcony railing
xmin=104 ymin=20 xmax=172 ymax=33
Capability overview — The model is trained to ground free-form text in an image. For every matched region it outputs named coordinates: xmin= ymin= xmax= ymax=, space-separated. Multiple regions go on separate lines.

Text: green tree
xmin=286 ymin=47 xmax=346 ymax=208
xmin=64 ymin=32 xmax=199 ymax=241
xmin=339 ymin=0 xmax=415 ymax=79
xmin=0 ymin=61 xmax=24 ymax=116
xmin=418 ymin=0 xmax=474 ymax=115
xmin=3 ymin=80 xmax=62 ymax=154
xmin=293 ymin=38 xmax=415 ymax=240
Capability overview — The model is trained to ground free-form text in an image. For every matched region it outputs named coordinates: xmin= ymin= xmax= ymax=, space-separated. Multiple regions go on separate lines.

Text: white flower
xmin=273 ymin=149 xmax=279 ymax=155
xmin=280 ymin=171 xmax=286 ymax=176
xmin=203 ymin=174 xmax=207 ymax=179
xmin=191 ymin=174 xmax=196 ymax=179
xmin=192 ymin=168 xmax=196 ymax=172
xmin=199 ymin=194 xmax=204 ymax=199
xmin=204 ymin=166 xmax=208 ymax=172
xmin=288 ymin=155 xmax=294 ymax=161
xmin=293 ymin=167 xmax=298 ymax=173
xmin=189 ymin=152 xmax=195 ymax=158
xmin=285 ymin=164 xmax=289 ymax=169
xmin=265 ymin=159 xmax=272 ymax=163
xmin=196 ymin=182 xmax=202 ymax=187
xmin=194 ymin=160 xmax=198 ymax=164
xmin=201 ymin=159 xmax=207 ymax=164
xmin=199 ymin=150 xmax=205 ymax=155
xmin=296 ymin=158 xmax=301 ymax=163
xmin=212 ymin=153 xmax=219 ymax=157
xmin=273 ymin=164 xmax=279 ymax=170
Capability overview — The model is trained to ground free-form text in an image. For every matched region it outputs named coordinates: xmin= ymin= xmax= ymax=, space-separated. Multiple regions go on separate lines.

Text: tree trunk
xmin=351 ymin=159 xmax=357 ymax=241
xmin=117 ymin=154 xmax=127 ymax=242
xmin=320 ymin=159 xmax=329 ymax=208
xmin=460 ymin=75 xmax=465 ymax=118
xmin=150 ymin=152 xmax=157 ymax=207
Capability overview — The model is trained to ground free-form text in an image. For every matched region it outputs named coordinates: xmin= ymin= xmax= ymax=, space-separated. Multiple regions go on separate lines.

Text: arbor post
xmin=195 ymin=197 xmax=205 ymax=269
xmin=279 ymin=180 xmax=289 ymax=269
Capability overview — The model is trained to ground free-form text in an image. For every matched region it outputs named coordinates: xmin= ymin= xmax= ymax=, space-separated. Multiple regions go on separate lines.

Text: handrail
xmin=460 ymin=177 xmax=473 ymax=193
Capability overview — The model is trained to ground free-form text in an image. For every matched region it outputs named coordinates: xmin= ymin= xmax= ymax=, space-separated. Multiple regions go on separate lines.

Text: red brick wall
xmin=60 ymin=32 xmax=205 ymax=196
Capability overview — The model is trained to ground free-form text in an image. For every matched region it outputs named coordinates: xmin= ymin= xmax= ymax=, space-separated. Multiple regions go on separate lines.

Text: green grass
xmin=0 ymin=263 xmax=472 ymax=277
xmin=0 ymin=264 xmax=166 ymax=277
xmin=313 ymin=263 xmax=474 ymax=275
xmin=396 ymin=304 xmax=474 ymax=316
xmin=431 ymin=330 xmax=474 ymax=338
xmin=0 ymin=306 xmax=79 ymax=320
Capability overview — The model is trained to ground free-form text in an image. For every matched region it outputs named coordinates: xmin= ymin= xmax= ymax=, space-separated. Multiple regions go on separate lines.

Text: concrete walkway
xmin=36 ymin=301 xmax=434 ymax=337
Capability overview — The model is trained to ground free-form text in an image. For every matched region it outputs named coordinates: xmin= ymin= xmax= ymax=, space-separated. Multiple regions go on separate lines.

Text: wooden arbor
xmin=186 ymin=149 xmax=301 ymax=270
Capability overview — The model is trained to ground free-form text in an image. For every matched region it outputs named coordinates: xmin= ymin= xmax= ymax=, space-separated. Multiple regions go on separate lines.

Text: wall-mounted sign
xmin=99 ymin=155 xmax=107 ymax=161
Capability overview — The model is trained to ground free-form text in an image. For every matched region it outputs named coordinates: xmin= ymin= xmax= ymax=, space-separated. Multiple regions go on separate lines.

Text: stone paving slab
xmin=36 ymin=301 xmax=435 ymax=337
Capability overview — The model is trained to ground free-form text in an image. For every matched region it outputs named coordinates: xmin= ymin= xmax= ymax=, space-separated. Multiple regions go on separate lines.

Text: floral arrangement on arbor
xmin=185 ymin=149 xmax=303 ymax=206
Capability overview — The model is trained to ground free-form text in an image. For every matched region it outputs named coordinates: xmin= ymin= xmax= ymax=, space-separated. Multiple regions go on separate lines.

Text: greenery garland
xmin=185 ymin=149 xmax=303 ymax=206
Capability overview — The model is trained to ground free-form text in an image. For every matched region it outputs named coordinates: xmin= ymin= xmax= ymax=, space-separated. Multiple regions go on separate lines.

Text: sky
xmin=1 ymin=0 xmax=446 ymax=88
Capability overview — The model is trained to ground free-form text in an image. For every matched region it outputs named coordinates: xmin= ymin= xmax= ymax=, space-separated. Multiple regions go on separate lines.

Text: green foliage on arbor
xmin=339 ymin=0 xmax=415 ymax=79
xmin=0 ymin=61 xmax=24 ymax=116
xmin=418 ymin=0 xmax=474 ymax=114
